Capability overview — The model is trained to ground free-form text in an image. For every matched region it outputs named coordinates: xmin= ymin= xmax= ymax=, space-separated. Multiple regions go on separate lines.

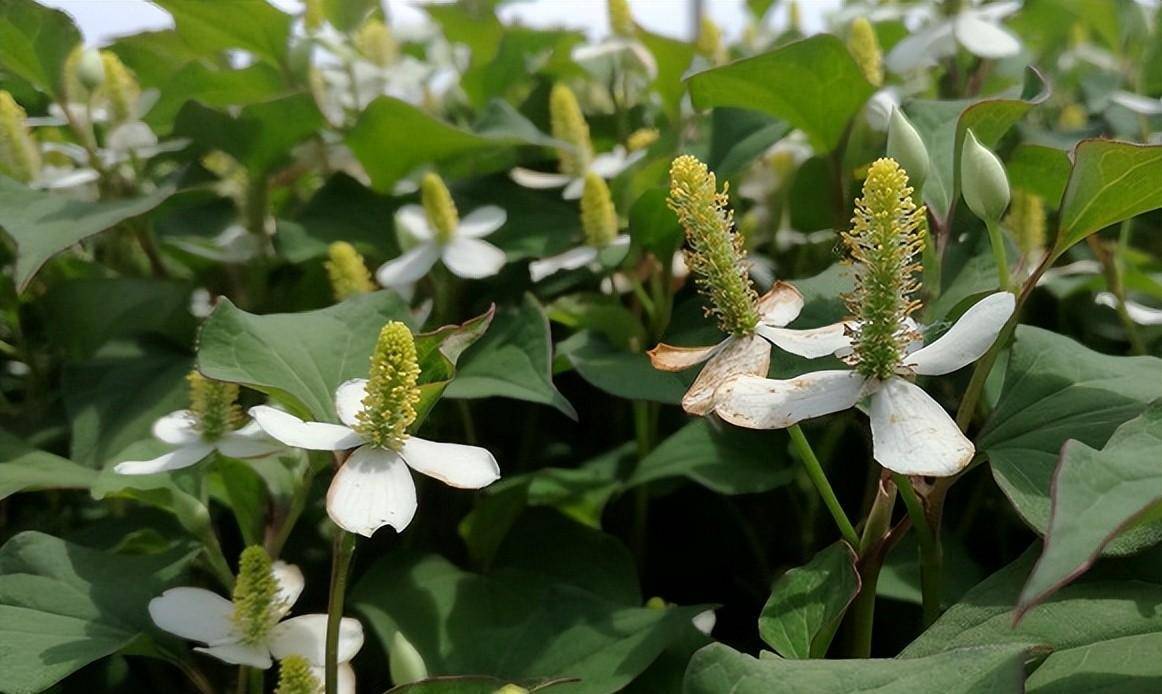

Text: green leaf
xmin=637 ymin=29 xmax=695 ymax=120
xmin=558 ymin=331 xmax=692 ymax=404
xmin=146 ymin=62 xmax=288 ymax=128
xmin=0 ymin=431 xmax=97 ymax=500
xmin=196 ymin=290 xmax=414 ymax=421
xmin=387 ymin=677 xmax=577 ymax=693
xmin=0 ymin=0 xmax=80 ymax=97
xmin=411 ymin=307 xmax=496 ymax=429
xmin=0 ymin=178 xmax=175 ymax=292
xmin=628 ymin=188 xmax=683 ymax=262
xmin=1018 ymin=403 xmax=1162 ymax=614
xmin=275 ymin=173 xmax=400 ymax=263
xmin=687 ymin=35 xmax=875 ymax=152
xmin=758 ymin=542 xmax=860 ymax=659
xmin=1025 ymin=631 xmax=1162 ymax=693
xmin=979 ymin=327 xmax=1162 ymax=543
xmin=154 ymin=0 xmax=292 ymax=67
xmin=0 ymin=531 xmax=196 ymax=694
xmin=706 ymin=108 xmax=790 ymax=180
xmin=1006 ymin=144 xmax=1071 ymax=208
xmin=683 ymin=642 xmax=1028 ymax=693
xmin=91 ymin=442 xmax=213 ymax=541
xmin=630 ymin=419 xmax=794 ymax=495
xmin=174 ymin=95 xmax=324 ymax=174
xmin=445 ymin=294 xmax=576 ymax=419
xmin=1055 ymin=140 xmax=1162 ymax=253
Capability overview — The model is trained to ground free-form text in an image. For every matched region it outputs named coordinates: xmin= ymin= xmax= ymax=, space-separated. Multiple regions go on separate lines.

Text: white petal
xmin=195 ymin=642 xmax=272 ymax=669
xmin=113 ymin=442 xmax=214 ymax=475
xmin=38 ymin=167 xmax=101 ymax=190
xmin=1109 ymin=91 xmax=1162 ymax=116
xmin=756 ymin=321 xmax=854 ymax=359
xmin=270 ymin=614 xmax=364 ymax=665
xmin=714 ymin=370 xmax=866 ymax=429
xmin=215 ymin=427 xmax=283 ymax=459
xmin=529 ymin=245 xmax=599 ymax=282
xmin=647 ymin=340 xmax=725 ymax=372
xmin=458 ymin=206 xmax=506 ymax=238
xmin=400 ymin=436 xmax=500 ymax=489
xmin=1124 ymin=299 xmax=1162 ymax=325
xmin=248 ymin=406 xmax=364 ymax=451
xmin=309 ymin=664 xmax=356 ymax=694
xmin=954 ymin=13 xmax=1021 ymax=59
xmin=441 ymin=237 xmax=506 ymax=279
xmin=974 ymin=1 xmax=1021 ymax=22
xmin=869 ymin=378 xmax=973 ymax=476
xmin=886 ymin=24 xmax=954 ymax=72
xmin=907 ymin=292 xmax=1015 ymax=376
xmin=609 ymin=234 xmax=631 ymax=251
xmin=509 ymin=167 xmax=572 ymax=189
xmin=756 ymin=281 xmax=804 ymax=327
xmin=396 ymin=204 xmax=433 ymax=241
xmin=334 ymin=379 xmax=368 ymax=429
xmin=589 ymin=147 xmax=632 ymax=178
xmin=326 ymin=446 xmax=417 ymax=536
xmin=272 ymin=561 xmax=305 ymax=617
xmin=692 ymin=609 xmax=716 ymax=636
xmin=562 ymin=176 xmax=586 ymax=200
xmin=375 ymin=243 xmax=441 ymax=287
xmin=683 ymin=335 xmax=771 ymax=416
xmin=149 ymin=587 xmax=236 ymax=644
xmin=152 ymin=410 xmax=202 ymax=445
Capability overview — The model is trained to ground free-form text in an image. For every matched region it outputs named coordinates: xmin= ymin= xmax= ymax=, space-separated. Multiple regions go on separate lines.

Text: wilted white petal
xmin=441 ymin=237 xmax=506 ymax=279
xmin=248 ymin=406 xmax=364 ymax=451
xmin=756 ymin=281 xmax=804 ymax=327
xmin=334 ymin=379 xmax=369 ymax=429
xmin=715 ymin=370 xmax=866 ymax=429
xmin=954 ymin=12 xmax=1021 ymax=59
xmin=529 ymin=245 xmax=600 ymax=282
xmin=376 ymin=243 xmax=441 ymax=287
xmin=396 ymin=205 xmax=433 ymax=241
xmin=152 ymin=410 xmax=201 ymax=445
xmin=113 ymin=442 xmax=214 ymax=475
xmin=149 ymin=587 xmax=236 ymax=644
xmin=683 ymin=335 xmax=771 ymax=416
xmin=272 ymin=561 xmax=305 ymax=617
xmin=907 ymin=292 xmax=1014 ymax=376
xmin=756 ymin=321 xmax=854 ymax=359
xmin=647 ymin=340 xmax=726 ymax=372
xmin=869 ymin=377 xmax=973 ymax=476
xmin=326 ymin=445 xmax=417 ymax=536
xmin=458 ymin=206 xmax=507 ymax=238
xmin=400 ymin=436 xmax=500 ymax=489
xmin=270 ymin=614 xmax=364 ymax=665
xmin=510 ymin=167 xmax=572 ymax=189
xmin=195 ymin=642 xmax=272 ymax=669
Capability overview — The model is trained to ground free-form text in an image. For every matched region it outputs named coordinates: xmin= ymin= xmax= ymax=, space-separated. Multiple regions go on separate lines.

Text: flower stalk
xmin=325 ymin=528 xmax=356 ymax=694
xmin=892 ymin=472 xmax=942 ymax=626
xmin=788 ymin=424 xmax=860 ymax=548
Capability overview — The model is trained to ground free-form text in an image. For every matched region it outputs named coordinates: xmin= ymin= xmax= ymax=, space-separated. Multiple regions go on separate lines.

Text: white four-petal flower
xmin=714 ymin=291 xmax=1016 ymax=477
xmin=376 ymin=204 xmax=508 ymax=288
xmin=114 ymin=410 xmax=282 ymax=475
xmin=510 ymin=145 xmax=645 ymax=200
xmin=887 ymin=1 xmax=1022 ymax=73
xmin=529 ymin=234 xmax=631 ymax=282
xmin=249 ymin=380 xmax=500 ymax=537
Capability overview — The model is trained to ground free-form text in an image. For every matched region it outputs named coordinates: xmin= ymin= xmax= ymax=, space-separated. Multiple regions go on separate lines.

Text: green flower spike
xmin=275 ymin=655 xmax=320 ymax=694
xmin=355 ymin=19 xmax=399 ymax=67
xmin=848 ymin=17 xmax=884 ymax=87
xmin=99 ymin=51 xmax=140 ymax=124
xmin=354 ymin=321 xmax=421 ymax=451
xmin=232 ymin=546 xmax=283 ymax=646
xmin=580 ymin=172 xmax=619 ymax=248
xmin=1006 ymin=188 xmax=1046 ymax=257
xmin=421 ymin=172 xmax=460 ymax=244
xmin=549 ymin=83 xmax=593 ymax=177
xmin=187 ymin=371 xmax=242 ymax=442
xmin=0 ymin=90 xmax=42 ymax=184
xmin=326 ymin=241 xmax=376 ymax=301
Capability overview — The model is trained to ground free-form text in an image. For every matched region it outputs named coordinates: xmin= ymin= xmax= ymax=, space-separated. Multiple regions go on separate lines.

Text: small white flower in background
xmin=530 ymin=172 xmax=630 ymax=282
xmin=510 ymin=83 xmax=644 ymax=200
xmin=1096 ymin=292 xmax=1162 ymax=326
xmin=887 ymin=0 xmax=1021 ymax=74
xmin=569 ymin=0 xmax=657 ymax=80
xmin=150 ymin=546 xmax=363 ymax=689
xmin=115 ymin=373 xmax=281 ymax=475
xmin=250 ymin=322 xmax=501 ymax=537
xmin=1108 ymin=91 xmax=1162 ymax=116
xmin=376 ymin=172 xmax=508 ymax=289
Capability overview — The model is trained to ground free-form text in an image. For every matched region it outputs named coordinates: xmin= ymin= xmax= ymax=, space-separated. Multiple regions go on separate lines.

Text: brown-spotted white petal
xmin=714 ymin=370 xmax=866 ymax=429
xmin=682 ymin=335 xmax=771 ymax=416
xmin=868 ymin=377 xmax=973 ymax=477
xmin=646 ymin=339 xmax=726 ymax=372
xmin=756 ymin=281 xmax=804 ymax=327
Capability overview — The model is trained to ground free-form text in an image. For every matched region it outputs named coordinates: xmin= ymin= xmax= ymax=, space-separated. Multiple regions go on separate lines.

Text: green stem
xmin=325 ymin=530 xmax=357 ymax=694
xmin=248 ymin=666 xmax=263 ymax=694
xmin=200 ymin=527 xmax=235 ymax=591
xmin=788 ymin=424 xmax=860 ymax=548
xmin=630 ymin=400 xmax=654 ymax=562
xmin=849 ymin=476 xmax=896 ymax=658
xmin=893 ymin=473 xmax=942 ymax=626
xmin=984 ymin=218 xmax=1011 ymax=291
xmin=265 ymin=461 xmax=317 ymax=559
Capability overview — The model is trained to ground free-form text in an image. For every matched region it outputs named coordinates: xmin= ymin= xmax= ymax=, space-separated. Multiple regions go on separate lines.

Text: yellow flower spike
xmin=98 ymin=51 xmax=140 ymax=124
xmin=667 ymin=155 xmax=761 ymax=337
xmin=303 ymin=0 xmax=324 ymax=32
xmin=1058 ymin=103 xmax=1087 ymax=131
xmin=326 ymin=241 xmax=376 ymax=301
xmin=626 ymin=127 xmax=659 ymax=153
xmin=1005 ymin=188 xmax=1046 ymax=257
xmin=842 ymin=158 xmax=926 ymax=381
xmin=187 ymin=371 xmax=242 ymax=442
xmin=608 ymin=0 xmax=634 ymax=37
xmin=580 ymin=172 xmax=619 ymax=248
xmin=549 ymin=83 xmax=593 ymax=177
xmin=788 ymin=0 xmax=802 ymax=32
xmin=232 ymin=547 xmax=282 ymax=646
xmin=275 ymin=655 xmax=320 ymax=694
xmin=354 ymin=322 xmax=421 ymax=451
xmin=848 ymin=17 xmax=884 ymax=87
xmin=421 ymin=172 xmax=460 ymax=244
xmin=355 ymin=19 xmax=399 ymax=68
xmin=0 ymin=90 xmax=42 ymax=184
xmin=696 ymin=15 xmax=726 ymax=64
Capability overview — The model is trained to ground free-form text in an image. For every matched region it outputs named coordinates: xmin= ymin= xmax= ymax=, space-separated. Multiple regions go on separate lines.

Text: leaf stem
xmin=892 ymin=472 xmax=942 ymax=626
xmin=788 ymin=424 xmax=859 ymax=548
xmin=984 ymin=218 xmax=1011 ymax=291
xmin=325 ymin=530 xmax=357 ymax=694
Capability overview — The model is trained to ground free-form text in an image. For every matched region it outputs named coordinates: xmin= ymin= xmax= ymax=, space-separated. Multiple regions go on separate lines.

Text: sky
xmin=40 ymin=0 xmax=840 ymax=45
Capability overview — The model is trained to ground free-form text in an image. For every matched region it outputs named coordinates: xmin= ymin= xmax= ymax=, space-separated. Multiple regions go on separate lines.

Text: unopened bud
xmin=76 ymin=47 xmax=105 ymax=90
xmin=886 ymin=107 xmax=928 ymax=191
xmin=960 ymin=129 xmax=1009 ymax=222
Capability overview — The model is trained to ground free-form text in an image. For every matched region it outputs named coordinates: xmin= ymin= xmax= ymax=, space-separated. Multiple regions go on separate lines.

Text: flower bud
xmin=187 ymin=371 xmax=242 ymax=441
xmin=0 ymin=90 xmax=42 ymax=184
xmin=549 ymin=83 xmax=592 ymax=176
xmin=326 ymin=241 xmax=376 ymax=301
xmin=303 ymin=0 xmax=324 ymax=33
xmin=421 ymin=172 xmax=460 ymax=243
xmin=232 ymin=546 xmax=282 ymax=645
xmin=626 ymin=127 xmax=659 ymax=152
xmin=960 ymin=129 xmax=1009 ymax=222
xmin=608 ymin=0 xmax=634 ymax=38
xmin=355 ymin=19 xmax=399 ymax=68
xmin=75 ymin=47 xmax=105 ymax=91
xmin=275 ymin=655 xmax=320 ymax=694
xmin=99 ymin=51 xmax=141 ymax=124
xmin=580 ymin=172 xmax=619 ymax=248
xmin=355 ymin=322 xmax=421 ymax=451
xmin=696 ymin=16 xmax=726 ymax=65
xmin=847 ymin=17 xmax=883 ymax=87
xmin=389 ymin=630 xmax=428 ymax=685
xmin=1005 ymin=188 xmax=1046 ymax=256
xmin=886 ymin=107 xmax=928 ymax=191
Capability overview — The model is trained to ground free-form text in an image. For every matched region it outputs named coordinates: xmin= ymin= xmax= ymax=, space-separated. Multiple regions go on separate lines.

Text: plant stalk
xmin=849 ymin=475 xmax=896 ymax=658
xmin=325 ymin=530 xmax=357 ymax=694
xmin=893 ymin=473 xmax=942 ymax=626
xmin=984 ymin=218 xmax=1011 ymax=291
xmin=788 ymin=424 xmax=860 ymax=548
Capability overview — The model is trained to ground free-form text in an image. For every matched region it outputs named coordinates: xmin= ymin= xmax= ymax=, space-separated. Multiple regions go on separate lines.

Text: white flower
xmin=572 ymin=37 xmax=658 ymax=80
xmin=249 ymin=382 xmax=500 ymax=537
xmin=149 ymin=562 xmax=363 ymax=692
xmin=375 ymin=204 xmax=508 ymax=287
xmin=510 ymin=145 xmax=645 ymax=200
xmin=715 ymin=292 xmax=1016 ymax=477
xmin=649 ymin=283 xmax=855 ymax=415
xmin=887 ymin=1 xmax=1021 ymax=73
xmin=1096 ymin=292 xmax=1162 ymax=326
xmin=114 ymin=410 xmax=281 ymax=475
xmin=529 ymin=235 xmax=630 ymax=282
xmin=1108 ymin=91 xmax=1162 ymax=116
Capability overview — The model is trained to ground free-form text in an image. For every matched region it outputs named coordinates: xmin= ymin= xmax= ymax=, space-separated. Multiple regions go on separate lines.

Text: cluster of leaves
xmin=1 ymin=0 xmax=1162 ymax=692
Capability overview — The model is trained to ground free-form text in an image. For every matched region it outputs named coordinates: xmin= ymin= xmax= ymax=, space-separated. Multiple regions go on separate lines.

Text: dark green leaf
xmin=0 ymin=431 xmax=97 ymax=501
xmin=1006 ymin=144 xmax=1071 ymax=207
xmin=1055 ymin=140 xmax=1162 ymax=253
xmin=174 ymin=95 xmax=324 ymax=174
xmin=758 ymin=542 xmax=860 ymax=659
xmin=154 ymin=0 xmax=292 ymax=67
xmin=0 ymin=0 xmax=80 ymax=97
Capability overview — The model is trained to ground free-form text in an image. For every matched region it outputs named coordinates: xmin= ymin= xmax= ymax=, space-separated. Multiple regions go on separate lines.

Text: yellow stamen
xmin=275 ymin=655 xmax=320 ymax=694
xmin=608 ymin=0 xmax=635 ymax=37
xmin=232 ymin=547 xmax=282 ymax=646
xmin=354 ymin=322 xmax=421 ymax=451
xmin=421 ymin=172 xmax=460 ymax=243
xmin=187 ymin=372 xmax=242 ymax=441
xmin=326 ymin=241 xmax=376 ymax=301
xmin=355 ymin=19 xmax=399 ymax=67
xmin=98 ymin=51 xmax=140 ymax=124
xmin=0 ymin=90 xmax=41 ymax=184
xmin=626 ymin=128 xmax=659 ymax=152
xmin=549 ymin=83 xmax=593 ymax=177
xmin=847 ymin=18 xmax=883 ymax=87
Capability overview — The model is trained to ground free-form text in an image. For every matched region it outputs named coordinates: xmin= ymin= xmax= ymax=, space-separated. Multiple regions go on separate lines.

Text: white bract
xmin=510 ymin=146 xmax=645 ymax=200
xmin=887 ymin=1 xmax=1021 ymax=73
xmin=376 ymin=204 xmax=508 ymax=287
xmin=149 ymin=562 xmax=364 ymax=690
xmin=114 ymin=410 xmax=281 ymax=475
xmin=529 ymin=234 xmax=630 ymax=282
xmin=1096 ymin=292 xmax=1162 ymax=326
xmin=715 ymin=292 xmax=1015 ymax=477
xmin=249 ymin=382 xmax=500 ymax=537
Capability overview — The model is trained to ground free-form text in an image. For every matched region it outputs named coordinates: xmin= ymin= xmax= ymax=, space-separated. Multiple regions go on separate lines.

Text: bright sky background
xmin=40 ymin=0 xmax=841 ymax=45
